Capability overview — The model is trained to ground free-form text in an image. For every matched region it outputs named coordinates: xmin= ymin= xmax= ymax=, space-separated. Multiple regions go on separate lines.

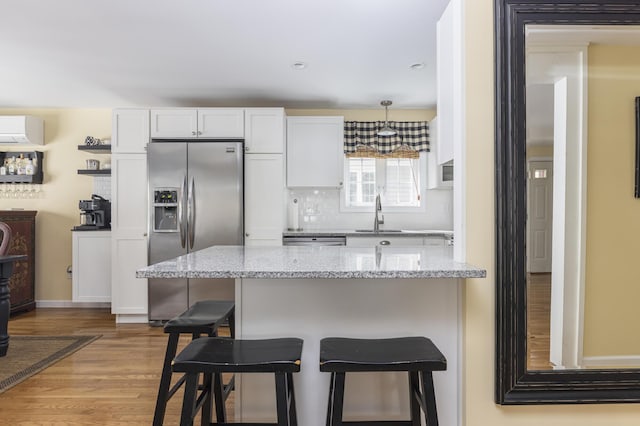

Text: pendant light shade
xmin=377 ymin=100 xmax=397 ymax=136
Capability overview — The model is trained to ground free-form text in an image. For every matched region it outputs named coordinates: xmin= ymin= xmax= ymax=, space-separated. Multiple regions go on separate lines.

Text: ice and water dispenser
xmin=153 ymin=188 xmax=179 ymax=232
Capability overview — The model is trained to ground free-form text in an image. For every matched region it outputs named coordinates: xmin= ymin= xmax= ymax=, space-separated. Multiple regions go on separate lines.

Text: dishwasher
xmin=282 ymin=235 xmax=346 ymax=246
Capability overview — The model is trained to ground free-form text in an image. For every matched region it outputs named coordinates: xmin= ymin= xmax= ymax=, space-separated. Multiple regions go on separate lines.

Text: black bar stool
xmin=153 ymin=300 xmax=236 ymax=426
xmin=173 ymin=337 xmax=303 ymax=426
xmin=320 ymin=337 xmax=447 ymax=426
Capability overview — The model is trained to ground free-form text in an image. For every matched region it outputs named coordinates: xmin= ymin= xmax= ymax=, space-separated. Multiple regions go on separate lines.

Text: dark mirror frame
xmin=495 ymin=0 xmax=640 ymax=404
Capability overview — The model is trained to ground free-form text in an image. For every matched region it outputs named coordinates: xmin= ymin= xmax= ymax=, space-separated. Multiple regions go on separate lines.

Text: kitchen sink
xmin=354 ymin=229 xmax=403 ymax=233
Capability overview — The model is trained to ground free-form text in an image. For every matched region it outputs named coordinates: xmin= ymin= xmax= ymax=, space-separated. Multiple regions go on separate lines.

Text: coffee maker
xmin=74 ymin=194 xmax=111 ymax=230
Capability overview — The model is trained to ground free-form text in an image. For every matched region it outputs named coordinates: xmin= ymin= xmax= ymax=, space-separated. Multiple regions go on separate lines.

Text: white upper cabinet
xmin=198 ymin=109 xmax=244 ymax=138
xmin=244 ymin=153 xmax=284 ymax=246
xmin=286 ymin=116 xmax=344 ymax=188
xmin=151 ymin=108 xmax=244 ymax=139
xmin=244 ymin=108 xmax=285 ymax=153
xmin=436 ymin=0 xmax=461 ymax=165
xmin=112 ymin=109 xmax=150 ymax=153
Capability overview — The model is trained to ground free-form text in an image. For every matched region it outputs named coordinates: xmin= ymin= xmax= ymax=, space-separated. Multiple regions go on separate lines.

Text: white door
xmin=528 ymin=160 xmax=553 ymax=272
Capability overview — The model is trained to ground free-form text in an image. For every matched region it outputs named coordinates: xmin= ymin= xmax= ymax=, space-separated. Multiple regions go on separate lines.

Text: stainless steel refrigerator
xmin=147 ymin=139 xmax=243 ymax=323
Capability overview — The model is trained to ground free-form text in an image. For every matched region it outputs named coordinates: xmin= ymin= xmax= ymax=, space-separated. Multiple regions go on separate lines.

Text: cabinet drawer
xmin=346 ymin=236 xmax=425 ymax=247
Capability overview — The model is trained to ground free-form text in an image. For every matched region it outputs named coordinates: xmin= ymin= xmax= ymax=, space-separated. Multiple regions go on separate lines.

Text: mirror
xmin=496 ymin=0 xmax=640 ymax=404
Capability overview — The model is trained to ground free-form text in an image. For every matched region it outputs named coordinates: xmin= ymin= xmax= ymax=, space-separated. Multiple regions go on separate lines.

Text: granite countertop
xmin=283 ymin=229 xmax=453 ymax=237
xmin=136 ymin=245 xmax=485 ymax=279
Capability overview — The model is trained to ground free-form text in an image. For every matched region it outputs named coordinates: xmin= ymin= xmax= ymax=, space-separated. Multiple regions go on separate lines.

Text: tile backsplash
xmin=287 ymin=188 xmax=453 ymax=231
xmin=92 ymin=176 xmax=111 ymax=200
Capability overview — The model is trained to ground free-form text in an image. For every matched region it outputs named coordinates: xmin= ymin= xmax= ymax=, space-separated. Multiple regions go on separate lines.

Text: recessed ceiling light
xmin=291 ymin=62 xmax=307 ymax=70
xmin=409 ymin=62 xmax=425 ymax=70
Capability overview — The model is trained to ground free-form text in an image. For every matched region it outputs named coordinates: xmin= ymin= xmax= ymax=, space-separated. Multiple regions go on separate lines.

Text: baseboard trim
xmin=36 ymin=300 xmax=111 ymax=309
xmin=115 ymin=314 xmax=148 ymax=324
xmin=582 ymin=355 xmax=640 ymax=368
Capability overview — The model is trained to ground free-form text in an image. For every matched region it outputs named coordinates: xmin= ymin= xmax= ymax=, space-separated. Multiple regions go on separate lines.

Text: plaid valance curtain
xmin=343 ymin=121 xmax=430 ymax=159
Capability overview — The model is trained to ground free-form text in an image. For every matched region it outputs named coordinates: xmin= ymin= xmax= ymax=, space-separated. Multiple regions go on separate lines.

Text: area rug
xmin=0 ymin=335 xmax=100 ymax=394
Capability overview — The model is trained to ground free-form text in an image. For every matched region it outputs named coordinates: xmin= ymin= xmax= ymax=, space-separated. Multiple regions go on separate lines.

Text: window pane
xmin=385 ymin=158 xmax=420 ymax=207
xmin=345 ymin=158 xmax=376 ymax=207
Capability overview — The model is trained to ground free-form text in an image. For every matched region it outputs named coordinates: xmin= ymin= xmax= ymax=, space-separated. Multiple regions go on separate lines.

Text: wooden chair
xmin=173 ymin=337 xmax=303 ymax=426
xmin=320 ymin=336 xmax=447 ymax=426
xmin=153 ymin=300 xmax=235 ymax=426
xmin=0 ymin=222 xmax=12 ymax=256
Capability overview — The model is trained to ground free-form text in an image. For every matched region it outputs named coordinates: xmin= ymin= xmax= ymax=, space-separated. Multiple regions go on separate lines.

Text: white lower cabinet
xmin=346 ymin=236 xmax=426 ymax=247
xmin=111 ymin=234 xmax=148 ymax=318
xmin=244 ymin=154 xmax=284 ymax=246
xmin=72 ymin=231 xmax=111 ymax=303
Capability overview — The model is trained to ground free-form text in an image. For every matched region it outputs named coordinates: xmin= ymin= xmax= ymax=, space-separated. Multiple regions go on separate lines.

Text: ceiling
xmin=1 ymin=0 xmax=450 ymax=110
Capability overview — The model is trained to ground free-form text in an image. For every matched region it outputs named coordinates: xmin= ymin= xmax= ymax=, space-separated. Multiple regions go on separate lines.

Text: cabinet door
xmin=286 ymin=116 xmax=344 ymax=188
xmin=111 ymin=154 xmax=148 ymax=317
xmin=346 ymin=236 xmax=425 ymax=247
xmin=150 ymin=109 xmax=198 ymax=138
xmin=198 ymin=108 xmax=244 ymax=138
xmin=436 ymin=0 xmax=460 ymax=165
xmin=112 ymin=109 xmax=149 ymax=153
xmin=72 ymin=231 xmax=111 ymax=303
xmin=111 ymin=154 xmax=147 ymax=234
xmin=244 ymin=154 xmax=284 ymax=246
xmin=244 ymin=108 xmax=285 ymax=153
xmin=111 ymin=235 xmax=148 ymax=315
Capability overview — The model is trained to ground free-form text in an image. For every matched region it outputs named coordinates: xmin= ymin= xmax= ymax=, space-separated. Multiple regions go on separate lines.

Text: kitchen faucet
xmin=374 ymin=194 xmax=384 ymax=232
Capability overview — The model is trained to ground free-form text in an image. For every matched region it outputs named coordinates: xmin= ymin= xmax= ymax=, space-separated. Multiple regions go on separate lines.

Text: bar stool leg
xmin=325 ymin=372 xmax=335 ymax=426
xmin=421 ymin=371 xmax=439 ymax=426
xmin=180 ymin=373 xmax=200 ymax=426
xmin=212 ymin=372 xmax=227 ymax=423
xmin=287 ymin=372 xmax=298 ymax=426
xmin=200 ymin=373 xmax=213 ymax=426
xmin=275 ymin=372 xmax=290 ymax=426
xmin=329 ymin=372 xmax=346 ymax=426
xmin=153 ymin=332 xmax=180 ymax=426
xmin=408 ymin=371 xmax=421 ymax=426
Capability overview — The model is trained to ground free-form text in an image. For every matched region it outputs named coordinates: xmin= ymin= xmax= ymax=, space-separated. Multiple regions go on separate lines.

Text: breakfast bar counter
xmin=137 ymin=245 xmax=485 ymax=426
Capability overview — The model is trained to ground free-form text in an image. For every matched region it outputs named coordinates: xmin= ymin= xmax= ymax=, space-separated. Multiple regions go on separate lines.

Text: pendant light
xmin=377 ymin=100 xmax=397 ymax=136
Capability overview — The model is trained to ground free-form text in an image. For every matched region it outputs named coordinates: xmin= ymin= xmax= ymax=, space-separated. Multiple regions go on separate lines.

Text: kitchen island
xmin=137 ymin=245 xmax=485 ymax=426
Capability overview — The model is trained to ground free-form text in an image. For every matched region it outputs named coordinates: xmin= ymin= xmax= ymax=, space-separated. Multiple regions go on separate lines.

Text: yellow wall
xmin=0 ymin=109 xmax=112 ymax=302
xmin=464 ymin=0 xmax=640 ymax=424
xmin=286 ymin=108 xmax=435 ymax=121
xmin=583 ymin=45 xmax=640 ymax=357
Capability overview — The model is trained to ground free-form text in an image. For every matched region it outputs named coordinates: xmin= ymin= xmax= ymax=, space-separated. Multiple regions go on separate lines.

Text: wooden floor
xmin=527 ymin=272 xmax=553 ymax=370
xmin=1 ymin=308 xmax=232 ymax=425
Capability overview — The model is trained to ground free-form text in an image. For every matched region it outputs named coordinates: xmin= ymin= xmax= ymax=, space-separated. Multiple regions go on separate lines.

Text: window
xmin=342 ymin=154 xmax=426 ymax=211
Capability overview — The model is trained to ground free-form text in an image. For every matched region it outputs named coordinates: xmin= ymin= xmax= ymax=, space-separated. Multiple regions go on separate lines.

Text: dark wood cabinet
xmin=0 ymin=210 xmax=36 ymax=314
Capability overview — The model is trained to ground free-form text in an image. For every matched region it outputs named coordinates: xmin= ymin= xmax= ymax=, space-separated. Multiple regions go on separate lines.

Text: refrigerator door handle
xmin=179 ymin=175 xmax=187 ymax=248
xmin=188 ymin=176 xmax=196 ymax=249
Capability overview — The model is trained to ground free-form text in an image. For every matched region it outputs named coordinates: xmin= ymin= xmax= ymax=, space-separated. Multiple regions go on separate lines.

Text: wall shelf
xmin=77 ymin=169 xmax=111 ymax=176
xmin=78 ymin=145 xmax=111 ymax=154
xmin=0 ymin=151 xmax=44 ymax=184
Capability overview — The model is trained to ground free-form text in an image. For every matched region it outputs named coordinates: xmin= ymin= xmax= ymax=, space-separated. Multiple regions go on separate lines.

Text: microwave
xmin=428 ymin=158 xmax=453 ymax=189
xmin=441 ymin=160 xmax=453 ymax=183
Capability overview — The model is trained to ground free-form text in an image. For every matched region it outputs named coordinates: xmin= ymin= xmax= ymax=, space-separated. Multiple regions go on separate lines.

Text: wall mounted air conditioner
xmin=0 ymin=116 xmax=44 ymax=145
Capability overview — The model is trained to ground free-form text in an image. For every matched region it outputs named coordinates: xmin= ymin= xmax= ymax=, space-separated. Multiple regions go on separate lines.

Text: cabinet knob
xmin=197 ymin=131 xmax=202 ymax=135
xmin=379 ymin=240 xmax=390 ymax=246
xmin=339 ymin=181 xmax=343 ymax=186
xmin=245 ymin=146 xmax=249 ymax=152
xmin=245 ymin=233 xmax=250 ymax=237
xmin=143 ymin=233 xmax=148 ymax=237
xmin=192 ymin=131 xmax=197 ymax=136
